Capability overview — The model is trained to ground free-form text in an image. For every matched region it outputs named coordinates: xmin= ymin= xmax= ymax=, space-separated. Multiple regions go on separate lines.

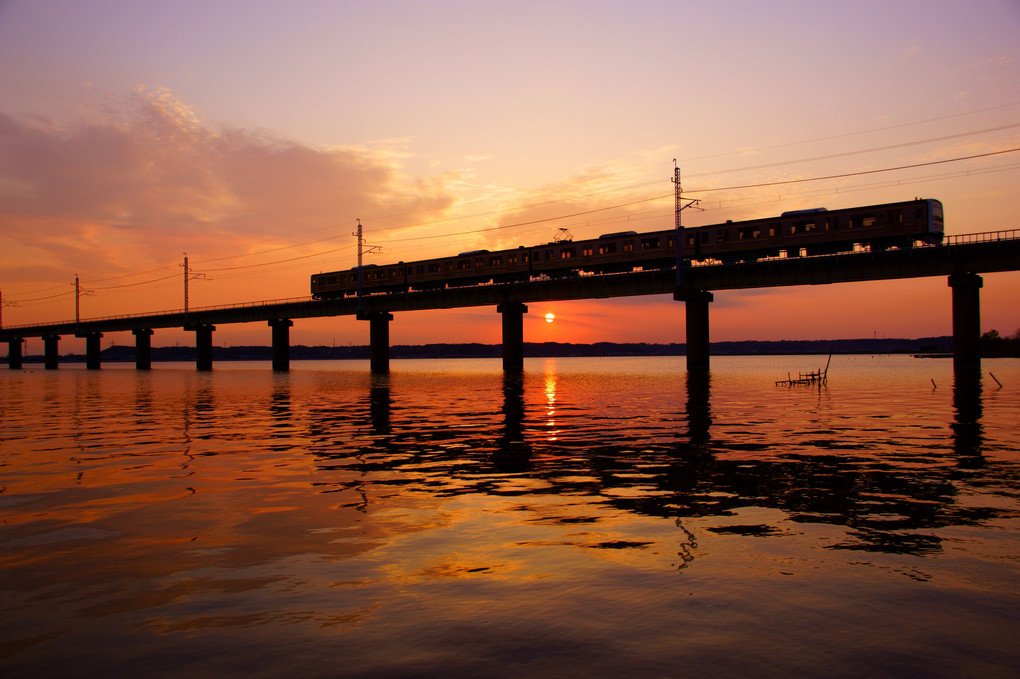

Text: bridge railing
xmin=944 ymin=229 xmax=1020 ymax=246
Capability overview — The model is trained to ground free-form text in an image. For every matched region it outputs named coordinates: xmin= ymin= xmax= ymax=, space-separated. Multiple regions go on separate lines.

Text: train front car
xmin=925 ymin=198 xmax=944 ymax=243
xmin=838 ymin=199 xmax=944 ymax=252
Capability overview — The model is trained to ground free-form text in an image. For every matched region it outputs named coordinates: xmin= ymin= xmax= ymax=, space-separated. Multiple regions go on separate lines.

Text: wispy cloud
xmin=0 ymin=88 xmax=455 ymax=298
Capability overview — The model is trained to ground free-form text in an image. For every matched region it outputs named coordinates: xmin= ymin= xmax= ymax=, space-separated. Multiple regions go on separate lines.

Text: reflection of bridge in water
xmin=4 ymin=230 xmax=1019 ymax=372
xmin=288 ymin=367 xmax=1004 ymax=559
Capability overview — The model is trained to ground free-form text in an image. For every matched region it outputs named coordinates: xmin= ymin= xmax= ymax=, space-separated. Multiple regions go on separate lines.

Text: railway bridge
xmin=3 ymin=230 xmax=1018 ymax=373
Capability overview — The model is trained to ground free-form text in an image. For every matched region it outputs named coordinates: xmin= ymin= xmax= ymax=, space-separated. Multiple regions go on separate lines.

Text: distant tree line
xmin=980 ymin=329 xmax=1020 ymax=357
xmin=12 ymin=336 xmax=966 ymax=362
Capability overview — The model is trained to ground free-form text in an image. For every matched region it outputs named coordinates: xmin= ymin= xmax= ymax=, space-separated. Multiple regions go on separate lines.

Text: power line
xmin=685 ymin=123 xmax=1020 ymax=179
xmin=199 ymin=244 xmax=355 ymax=272
xmin=677 ymin=101 xmax=1020 ymax=163
xmin=687 ymin=147 xmax=1020 ymax=193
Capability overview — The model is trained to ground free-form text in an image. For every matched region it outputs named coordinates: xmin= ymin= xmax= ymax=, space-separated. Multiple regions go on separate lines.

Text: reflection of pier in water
xmin=295 ymin=367 xmax=1012 ymax=557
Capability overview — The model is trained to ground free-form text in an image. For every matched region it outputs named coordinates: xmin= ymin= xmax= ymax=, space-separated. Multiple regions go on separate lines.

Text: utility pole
xmin=0 ymin=288 xmax=9 ymax=329
xmin=352 ymin=219 xmax=381 ymax=306
xmin=672 ymin=160 xmax=700 ymax=288
xmin=180 ymin=253 xmax=207 ymax=315
xmin=183 ymin=253 xmax=190 ymax=313
xmin=74 ymin=274 xmax=93 ymax=325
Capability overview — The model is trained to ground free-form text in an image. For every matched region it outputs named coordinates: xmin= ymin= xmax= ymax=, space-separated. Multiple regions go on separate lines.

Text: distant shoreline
xmin=9 ymin=337 xmax=966 ymax=363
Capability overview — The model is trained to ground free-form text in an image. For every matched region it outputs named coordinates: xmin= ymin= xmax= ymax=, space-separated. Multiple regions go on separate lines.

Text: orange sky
xmin=1 ymin=1 xmax=1018 ymax=353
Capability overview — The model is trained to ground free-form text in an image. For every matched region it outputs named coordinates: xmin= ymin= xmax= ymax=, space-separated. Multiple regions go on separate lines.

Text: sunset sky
xmin=1 ymin=0 xmax=1018 ymax=353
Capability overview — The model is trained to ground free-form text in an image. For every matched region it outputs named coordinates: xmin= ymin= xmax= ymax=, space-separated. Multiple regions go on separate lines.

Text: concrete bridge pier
xmin=497 ymin=302 xmax=528 ymax=372
xmin=949 ymin=272 xmax=982 ymax=372
xmin=43 ymin=334 xmax=60 ymax=369
xmin=76 ymin=331 xmax=103 ymax=369
xmin=358 ymin=312 xmax=393 ymax=373
xmin=675 ymin=288 xmax=714 ymax=371
xmin=133 ymin=328 xmax=153 ymax=370
xmin=187 ymin=324 xmax=216 ymax=371
xmin=269 ymin=319 xmax=293 ymax=372
xmin=7 ymin=338 xmax=24 ymax=369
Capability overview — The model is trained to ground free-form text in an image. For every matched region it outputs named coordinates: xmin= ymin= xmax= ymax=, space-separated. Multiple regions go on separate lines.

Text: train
xmin=310 ymin=198 xmax=943 ymax=298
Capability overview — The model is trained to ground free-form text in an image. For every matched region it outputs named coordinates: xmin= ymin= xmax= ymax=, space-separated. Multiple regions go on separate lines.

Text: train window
xmin=623 ymin=241 xmax=634 ymax=252
xmin=489 ymin=255 xmax=502 ymax=266
xmin=890 ymin=210 xmax=903 ymax=224
xmin=508 ymin=254 xmax=517 ymax=264
xmin=458 ymin=260 xmax=472 ymax=271
xmin=582 ymin=246 xmax=593 ymax=256
xmin=686 ymin=234 xmax=696 ymax=246
xmin=716 ymin=230 xmax=729 ymax=243
xmin=599 ymin=243 xmax=617 ymax=255
xmin=769 ymin=226 xmax=777 ymax=237
xmin=560 ymin=247 xmax=576 ymax=259
xmin=427 ymin=263 xmax=440 ymax=273
xmin=326 ymin=276 xmax=337 ymax=284
xmin=700 ymin=232 xmax=709 ymax=244
xmin=640 ymin=238 xmax=660 ymax=250
xmin=850 ymin=214 xmax=877 ymax=228
xmin=738 ymin=227 xmax=761 ymax=240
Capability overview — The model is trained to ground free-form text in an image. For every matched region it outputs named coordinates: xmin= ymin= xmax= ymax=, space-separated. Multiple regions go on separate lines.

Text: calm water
xmin=1 ymin=355 xmax=1019 ymax=678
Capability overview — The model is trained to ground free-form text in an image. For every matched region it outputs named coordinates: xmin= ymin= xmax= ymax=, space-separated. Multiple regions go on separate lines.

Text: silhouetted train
xmin=311 ymin=198 xmax=943 ymax=298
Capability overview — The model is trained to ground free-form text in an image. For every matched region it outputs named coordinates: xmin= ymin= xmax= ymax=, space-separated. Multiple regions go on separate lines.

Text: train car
xmin=310 ymin=262 xmax=407 ymax=298
xmin=682 ymin=198 xmax=942 ymax=263
xmin=529 ymin=230 xmax=676 ymax=278
xmin=310 ymin=199 xmax=943 ymax=298
xmin=406 ymin=248 xmax=533 ymax=290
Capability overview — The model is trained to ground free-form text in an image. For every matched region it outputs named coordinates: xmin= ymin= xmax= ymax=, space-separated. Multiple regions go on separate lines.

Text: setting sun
xmin=545 ymin=313 xmax=555 ymax=323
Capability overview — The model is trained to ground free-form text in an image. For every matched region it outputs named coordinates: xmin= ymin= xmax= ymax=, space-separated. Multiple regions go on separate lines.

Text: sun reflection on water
xmin=543 ymin=361 xmax=558 ymax=441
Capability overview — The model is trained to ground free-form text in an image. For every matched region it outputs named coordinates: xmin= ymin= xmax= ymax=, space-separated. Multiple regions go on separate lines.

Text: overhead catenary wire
xmin=678 ymin=103 xmax=1020 ymax=163
xmin=685 ymin=147 xmax=1020 ymax=194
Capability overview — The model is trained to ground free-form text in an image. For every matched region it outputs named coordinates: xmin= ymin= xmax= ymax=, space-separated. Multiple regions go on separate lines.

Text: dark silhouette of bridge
xmin=3 ymin=230 xmax=1018 ymax=372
